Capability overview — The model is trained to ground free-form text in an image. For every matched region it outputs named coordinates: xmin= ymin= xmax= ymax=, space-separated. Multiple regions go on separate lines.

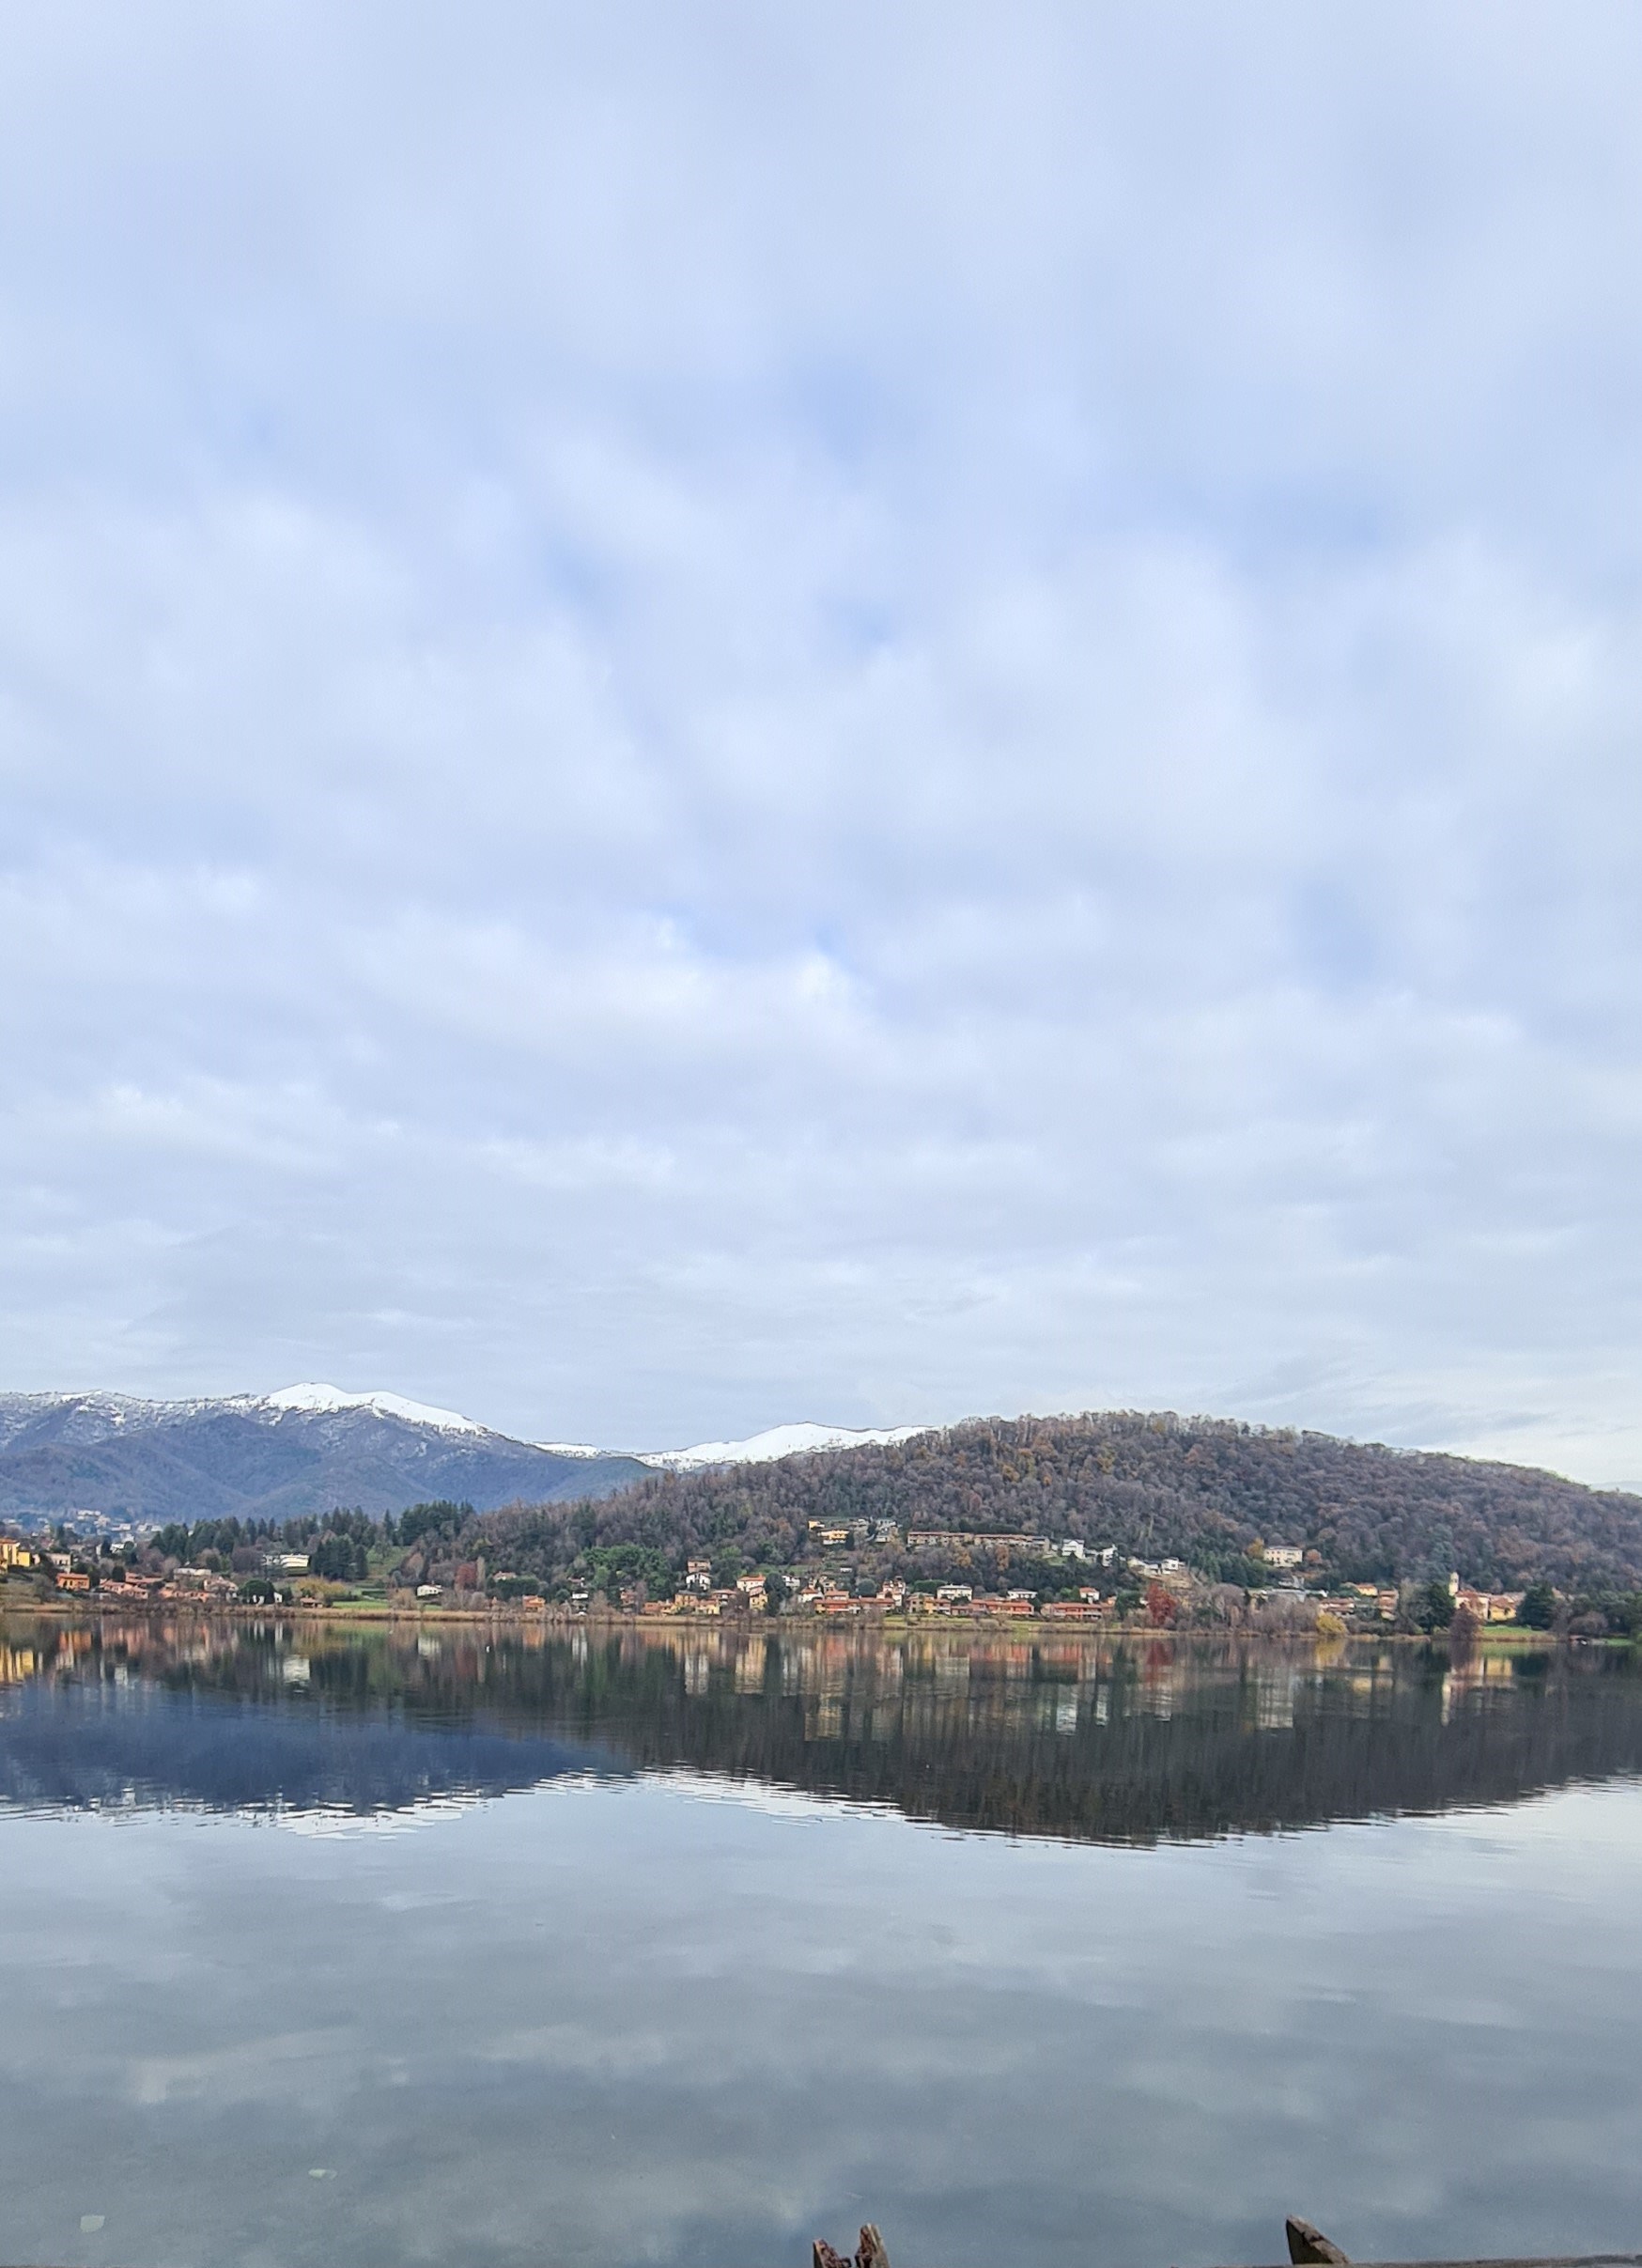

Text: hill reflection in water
xmin=3 ymin=1614 xmax=1640 ymax=1839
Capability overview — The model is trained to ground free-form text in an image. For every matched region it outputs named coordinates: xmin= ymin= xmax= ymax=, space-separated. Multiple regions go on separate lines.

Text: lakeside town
xmin=0 ymin=1515 xmax=1569 ymax=1637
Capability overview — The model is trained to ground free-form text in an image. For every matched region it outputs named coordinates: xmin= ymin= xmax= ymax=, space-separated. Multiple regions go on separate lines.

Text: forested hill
xmin=472 ymin=1412 xmax=1642 ymax=1593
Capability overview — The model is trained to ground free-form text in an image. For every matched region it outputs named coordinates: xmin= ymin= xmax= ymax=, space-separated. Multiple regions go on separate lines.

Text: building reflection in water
xmin=2 ymin=1611 xmax=1640 ymax=1843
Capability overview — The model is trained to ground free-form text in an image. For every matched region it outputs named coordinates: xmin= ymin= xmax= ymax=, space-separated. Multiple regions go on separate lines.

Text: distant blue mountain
xmin=0 ymin=1385 xmax=645 ymax=1527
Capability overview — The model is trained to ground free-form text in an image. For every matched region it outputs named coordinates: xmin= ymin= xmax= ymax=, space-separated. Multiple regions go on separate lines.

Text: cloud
xmin=1 ymin=1 xmax=1640 ymax=1475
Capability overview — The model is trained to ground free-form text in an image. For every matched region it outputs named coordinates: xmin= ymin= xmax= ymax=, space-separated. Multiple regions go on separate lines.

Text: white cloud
xmin=2 ymin=2 xmax=1641 ymax=1477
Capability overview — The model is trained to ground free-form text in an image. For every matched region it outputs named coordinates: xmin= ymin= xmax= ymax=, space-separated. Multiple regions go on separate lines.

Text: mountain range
xmin=0 ymin=1384 xmax=923 ymax=1530
xmin=11 ymin=1387 xmax=1642 ymax=1593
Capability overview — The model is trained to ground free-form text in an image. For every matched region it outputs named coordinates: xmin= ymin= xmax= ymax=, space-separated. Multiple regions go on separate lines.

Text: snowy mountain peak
xmin=1 ymin=1382 xmax=926 ymax=1487
xmin=260 ymin=1383 xmax=487 ymax=1436
xmin=637 ymin=1421 xmax=927 ymax=1472
xmin=533 ymin=1421 xmax=926 ymax=1469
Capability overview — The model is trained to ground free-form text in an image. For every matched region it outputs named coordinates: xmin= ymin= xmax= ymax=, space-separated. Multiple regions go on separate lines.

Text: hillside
xmin=14 ymin=1397 xmax=1642 ymax=1600
xmin=0 ymin=1390 xmax=645 ymax=1526
xmin=429 ymin=1410 xmax=1642 ymax=1596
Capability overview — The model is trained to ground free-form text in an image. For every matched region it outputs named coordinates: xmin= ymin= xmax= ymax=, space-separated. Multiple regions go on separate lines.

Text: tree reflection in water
xmin=3 ymin=1614 xmax=1639 ymax=1841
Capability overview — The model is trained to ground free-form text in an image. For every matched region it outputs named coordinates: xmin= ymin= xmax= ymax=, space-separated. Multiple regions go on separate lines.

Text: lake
xmin=3 ymin=1615 xmax=1642 ymax=2268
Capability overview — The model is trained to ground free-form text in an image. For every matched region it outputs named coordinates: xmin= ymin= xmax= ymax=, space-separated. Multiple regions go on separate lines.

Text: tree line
xmin=384 ymin=1411 xmax=1642 ymax=1604
xmin=64 ymin=1410 xmax=1642 ymax=1616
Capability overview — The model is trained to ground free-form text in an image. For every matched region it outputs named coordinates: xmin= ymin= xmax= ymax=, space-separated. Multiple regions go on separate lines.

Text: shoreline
xmin=0 ymin=1592 xmax=1596 ymax=1645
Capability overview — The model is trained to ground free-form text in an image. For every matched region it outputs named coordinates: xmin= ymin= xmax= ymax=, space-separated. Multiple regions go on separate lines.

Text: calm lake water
xmin=3 ymin=1616 xmax=1642 ymax=2268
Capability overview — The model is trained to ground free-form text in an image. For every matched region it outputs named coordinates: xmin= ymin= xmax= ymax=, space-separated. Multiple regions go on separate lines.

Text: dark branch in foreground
xmin=806 ymin=2218 xmax=1642 ymax=2268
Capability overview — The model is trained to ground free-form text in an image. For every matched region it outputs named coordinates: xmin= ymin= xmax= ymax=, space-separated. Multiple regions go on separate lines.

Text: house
xmin=55 ymin=1570 xmax=91 ymax=1592
xmin=1058 ymin=1539 xmax=1088 ymax=1561
xmin=736 ymin=1572 xmax=769 ymax=1597
xmin=1264 ymin=1545 xmax=1304 ymax=1570
xmin=684 ymin=1560 xmax=713 ymax=1591
xmin=906 ymin=1530 xmax=1043 ymax=1554
xmin=806 ymin=1518 xmax=850 ymax=1544
xmin=806 ymin=1516 xmax=870 ymax=1545
xmin=935 ymin=1583 xmax=973 ymax=1603
xmin=276 ymin=1554 xmax=310 ymax=1574
xmin=415 ymin=1583 xmax=441 ymax=1598
xmin=1456 ymin=1587 xmax=1526 ymax=1624
xmin=161 ymin=1573 xmax=234 ymax=1600
xmin=169 ymin=1565 xmax=237 ymax=1597
xmin=1329 ymin=1585 xmax=1389 ymax=1622
xmin=1041 ymin=1599 xmax=1108 ymax=1621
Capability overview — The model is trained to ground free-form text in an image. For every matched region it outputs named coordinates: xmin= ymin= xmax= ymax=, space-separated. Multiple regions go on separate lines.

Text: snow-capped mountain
xmin=633 ymin=1421 xmax=926 ymax=1471
xmin=259 ymin=1383 xmax=485 ymax=1435
xmin=0 ymin=1385 xmax=929 ymax=1530
xmin=536 ymin=1421 xmax=926 ymax=1468
xmin=257 ymin=1395 xmax=927 ymax=1471
xmin=0 ymin=1386 xmax=645 ymax=1528
xmin=0 ymin=1383 xmax=488 ymax=1451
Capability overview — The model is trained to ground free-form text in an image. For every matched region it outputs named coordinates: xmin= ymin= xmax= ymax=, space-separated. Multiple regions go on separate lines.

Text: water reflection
xmin=7 ymin=1617 xmax=1642 ymax=2268
xmin=5 ymin=1615 xmax=1639 ymax=1840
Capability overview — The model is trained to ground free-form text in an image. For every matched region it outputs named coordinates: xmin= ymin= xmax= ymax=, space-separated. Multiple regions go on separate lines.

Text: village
xmin=0 ymin=1519 xmax=1535 ymax=1633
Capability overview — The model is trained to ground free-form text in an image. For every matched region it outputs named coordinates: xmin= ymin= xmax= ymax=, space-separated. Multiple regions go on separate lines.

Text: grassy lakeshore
xmin=2 ymin=1586 xmax=1608 ymax=1648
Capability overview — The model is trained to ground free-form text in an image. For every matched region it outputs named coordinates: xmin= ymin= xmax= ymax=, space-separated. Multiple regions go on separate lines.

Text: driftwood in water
xmin=813 ymin=2226 xmax=890 ymax=2268
xmin=1290 ymin=2219 xmax=1352 ymax=2265
xmin=1273 ymin=2256 xmax=1642 ymax=2268
xmin=1281 ymin=2219 xmax=1642 ymax=2268
xmin=808 ymin=2217 xmax=1642 ymax=2268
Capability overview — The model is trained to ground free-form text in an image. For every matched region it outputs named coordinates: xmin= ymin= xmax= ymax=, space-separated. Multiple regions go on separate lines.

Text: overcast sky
xmin=4 ymin=3 xmax=1642 ymax=1478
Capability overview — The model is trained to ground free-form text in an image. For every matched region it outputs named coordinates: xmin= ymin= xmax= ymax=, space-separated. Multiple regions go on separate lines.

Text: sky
xmin=3 ymin=3 xmax=1642 ymax=1480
